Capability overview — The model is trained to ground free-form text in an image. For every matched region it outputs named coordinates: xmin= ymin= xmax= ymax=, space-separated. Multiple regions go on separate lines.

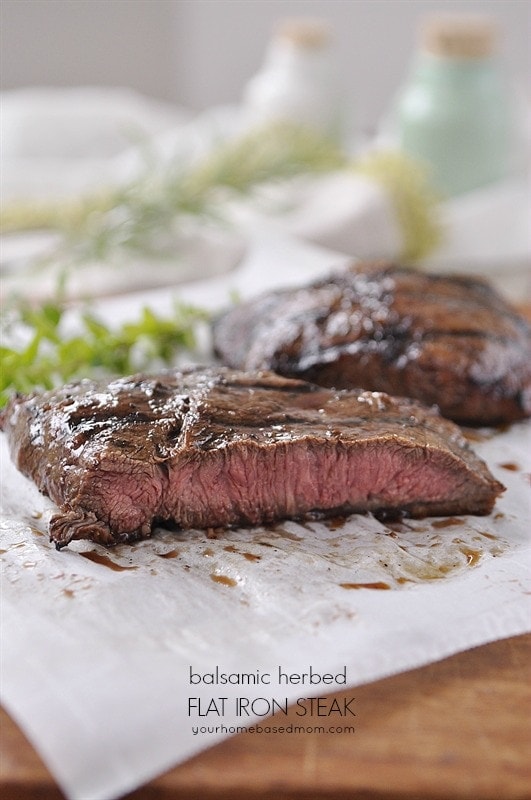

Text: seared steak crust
xmin=1 ymin=367 xmax=503 ymax=548
xmin=213 ymin=263 xmax=531 ymax=425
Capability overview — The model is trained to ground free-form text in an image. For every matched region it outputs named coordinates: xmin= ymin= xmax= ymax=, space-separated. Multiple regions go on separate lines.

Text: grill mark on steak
xmin=213 ymin=262 xmax=531 ymax=424
xmin=0 ymin=367 xmax=504 ymax=549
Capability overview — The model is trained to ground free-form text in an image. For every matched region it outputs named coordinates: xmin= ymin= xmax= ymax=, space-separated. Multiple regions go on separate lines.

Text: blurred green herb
xmin=1 ymin=122 xmax=346 ymax=261
xmin=352 ymin=150 xmax=441 ymax=262
xmin=0 ymin=299 xmax=209 ymax=407
xmin=0 ymin=122 xmax=442 ymax=267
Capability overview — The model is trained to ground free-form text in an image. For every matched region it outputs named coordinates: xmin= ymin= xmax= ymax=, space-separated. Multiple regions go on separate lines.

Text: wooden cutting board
xmin=2 ymin=633 xmax=530 ymax=800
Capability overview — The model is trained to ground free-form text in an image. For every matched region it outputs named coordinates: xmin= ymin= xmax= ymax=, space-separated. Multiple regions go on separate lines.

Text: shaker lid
xmin=275 ymin=18 xmax=331 ymax=49
xmin=420 ymin=14 xmax=498 ymax=58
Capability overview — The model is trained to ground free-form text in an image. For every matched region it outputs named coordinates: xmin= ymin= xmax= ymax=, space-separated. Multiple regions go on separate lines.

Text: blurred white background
xmin=1 ymin=0 xmax=530 ymax=302
xmin=1 ymin=0 xmax=529 ymax=134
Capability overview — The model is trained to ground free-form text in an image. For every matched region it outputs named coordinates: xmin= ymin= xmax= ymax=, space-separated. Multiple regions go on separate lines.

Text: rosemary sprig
xmin=185 ymin=122 xmax=346 ymax=195
xmin=1 ymin=123 xmax=442 ymax=265
xmin=1 ymin=122 xmax=346 ymax=261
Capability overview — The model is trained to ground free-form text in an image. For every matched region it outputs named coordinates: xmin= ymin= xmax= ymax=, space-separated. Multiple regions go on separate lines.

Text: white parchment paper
xmin=1 ymin=235 xmax=530 ymax=800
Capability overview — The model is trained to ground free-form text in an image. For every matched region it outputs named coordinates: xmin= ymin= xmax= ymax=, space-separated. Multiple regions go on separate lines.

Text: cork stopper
xmin=275 ymin=18 xmax=331 ymax=49
xmin=420 ymin=14 xmax=498 ymax=59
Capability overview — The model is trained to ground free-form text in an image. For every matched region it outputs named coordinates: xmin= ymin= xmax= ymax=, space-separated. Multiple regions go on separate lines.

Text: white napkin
xmin=423 ymin=178 xmax=531 ymax=300
xmin=1 ymin=234 xmax=530 ymax=800
xmin=243 ymin=171 xmax=403 ymax=260
xmin=0 ymin=86 xmax=192 ymax=200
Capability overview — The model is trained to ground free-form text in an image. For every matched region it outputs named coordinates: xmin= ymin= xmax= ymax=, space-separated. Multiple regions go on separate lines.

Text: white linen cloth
xmin=0 ymin=86 xmax=192 ymax=199
xmin=1 ymin=233 xmax=530 ymax=800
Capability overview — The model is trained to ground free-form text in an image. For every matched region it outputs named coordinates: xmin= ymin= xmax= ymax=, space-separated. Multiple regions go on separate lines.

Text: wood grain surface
xmin=2 ymin=633 xmax=530 ymax=800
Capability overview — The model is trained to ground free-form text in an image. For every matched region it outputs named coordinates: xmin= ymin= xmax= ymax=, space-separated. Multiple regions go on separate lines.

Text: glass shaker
xmin=242 ymin=18 xmax=342 ymax=141
xmin=393 ymin=14 xmax=513 ymax=196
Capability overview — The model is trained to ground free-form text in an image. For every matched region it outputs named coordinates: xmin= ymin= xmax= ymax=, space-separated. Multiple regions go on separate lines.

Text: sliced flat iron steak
xmin=213 ymin=263 xmax=531 ymax=425
xmin=1 ymin=367 xmax=503 ymax=549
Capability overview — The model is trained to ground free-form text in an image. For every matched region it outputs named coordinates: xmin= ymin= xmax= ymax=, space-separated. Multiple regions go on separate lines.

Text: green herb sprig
xmin=0 ymin=300 xmax=209 ymax=406
xmin=1 ymin=122 xmax=346 ymax=261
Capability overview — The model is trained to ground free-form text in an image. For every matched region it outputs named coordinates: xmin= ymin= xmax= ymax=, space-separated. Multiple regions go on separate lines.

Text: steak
xmin=1 ymin=367 xmax=503 ymax=549
xmin=213 ymin=263 xmax=531 ymax=425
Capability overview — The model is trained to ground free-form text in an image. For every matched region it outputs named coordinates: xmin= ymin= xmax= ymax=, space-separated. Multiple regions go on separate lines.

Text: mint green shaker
xmin=395 ymin=14 xmax=512 ymax=197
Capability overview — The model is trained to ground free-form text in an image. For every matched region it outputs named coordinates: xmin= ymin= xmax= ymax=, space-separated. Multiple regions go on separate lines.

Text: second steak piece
xmin=213 ymin=263 xmax=531 ymax=425
xmin=1 ymin=367 xmax=503 ymax=549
